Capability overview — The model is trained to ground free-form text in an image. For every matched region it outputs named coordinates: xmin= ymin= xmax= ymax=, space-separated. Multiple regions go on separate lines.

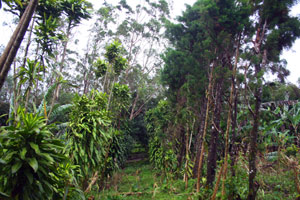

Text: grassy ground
xmin=88 ymin=154 xmax=300 ymax=200
xmin=92 ymin=160 xmax=199 ymax=200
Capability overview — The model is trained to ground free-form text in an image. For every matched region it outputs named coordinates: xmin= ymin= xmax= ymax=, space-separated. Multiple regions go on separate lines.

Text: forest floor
xmin=89 ymin=153 xmax=299 ymax=200
xmin=91 ymin=158 xmax=198 ymax=200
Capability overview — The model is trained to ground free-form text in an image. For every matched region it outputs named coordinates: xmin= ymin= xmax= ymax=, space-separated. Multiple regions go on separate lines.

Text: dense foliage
xmin=1 ymin=0 xmax=300 ymax=199
xmin=0 ymin=109 xmax=66 ymax=199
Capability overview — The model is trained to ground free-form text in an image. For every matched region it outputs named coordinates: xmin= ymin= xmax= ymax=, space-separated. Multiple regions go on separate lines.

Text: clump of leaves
xmin=146 ymin=100 xmax=177 ymax=179
xmin=112 ymin=83 xmax=131 ymax=109
xmin=53 ymin=162 xmax=86 ymax=200
xmin=104 ymin=40 xmax=127 ymax=75
xmin=67 ymin=90 xmax=112 ymax=186
xmin=94 ymin=59 xmax=108 ymax=78
xmin=105 ymin=40 xmax=123 ymax=63
xmin=148 ymin=136 xmax=177 ymax=178
xmin=113 ymin=56 xmax=127 ymax=75
xmin=0 ymin=108 xmax=67 ymax=199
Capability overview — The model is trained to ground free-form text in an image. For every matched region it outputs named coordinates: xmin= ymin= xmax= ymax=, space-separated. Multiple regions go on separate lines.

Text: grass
xmin=256 ymin=163 xmax=299 ymax=199
xmin=88 ymin=153 xmax=300 ymax=200
xmin=91 ymin=160 xmax=199 ymax=200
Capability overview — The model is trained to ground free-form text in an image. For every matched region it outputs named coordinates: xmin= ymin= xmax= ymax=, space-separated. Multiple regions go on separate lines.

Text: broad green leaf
xmin=12 ymin=161 xmax=22 ymax=173
xmin=28 ymin=158 xmax=38 ymax=172
xmin=20 ymin=148 xmax=27 ymax=160
xmin=29 ymin=142 xmax=40 ymax=154
xmin=4 ymin=151 xmax=17 ymax=161
xmin=39 ymin=153 xmax=54 ymax=163
xmin=0 ymin=158 xmax=7 ymax=164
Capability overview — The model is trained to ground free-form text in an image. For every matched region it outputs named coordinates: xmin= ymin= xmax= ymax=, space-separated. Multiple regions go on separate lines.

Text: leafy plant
xmin=0 ymin=108 xmax=67 ymax=199
xmin=53 ymin=162 xmax=86 ymax=200
xmin=146 ymin=100 xmax=177 ymax=179
xmin=111 ymin=83 xmax=131 ymax=113
xmin=104 ymin=40 xmax=123 ymax=64
xmin=94 ymin=59 xmax=108 ymax=78
xmin=149 ymin=136 xmax=177 ymax=179
xmin=67 ymin=91 xmax=112 ymax=187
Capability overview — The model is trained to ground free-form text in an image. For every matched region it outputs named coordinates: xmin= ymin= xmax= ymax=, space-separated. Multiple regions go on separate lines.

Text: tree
xmin=244 ymin=1 xmax=300 ymax=198
xmin=0 ymin=0 xmax=39 ymax=91
xmin=161 ymin=0 xmax=251 ymax=190
xmin=52 ymin=0 xmax=91 ymax=100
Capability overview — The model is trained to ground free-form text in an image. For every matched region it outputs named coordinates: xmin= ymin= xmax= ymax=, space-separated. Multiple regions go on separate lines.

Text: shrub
xmin=0 ymin=108 xmax=67 ymax=199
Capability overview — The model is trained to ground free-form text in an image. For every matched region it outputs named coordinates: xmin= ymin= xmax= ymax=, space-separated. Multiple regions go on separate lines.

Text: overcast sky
xmin=0 ymin=0 xmax=299 ymax=84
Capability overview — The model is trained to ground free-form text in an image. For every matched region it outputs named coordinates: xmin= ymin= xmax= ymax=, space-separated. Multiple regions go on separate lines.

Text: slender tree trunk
xmin=247 ymin=54 xmax=265 ymax=200
xmin=103 ymin=69 xmax=109 ymax=93
xmin=247 ymin=79 xmax=261 ymax=200
xmin=22 ymin=14 xmax=36 ymax=67
xmin=247 ymin=19 xmax=267 ymax=200
xmin=35 ymin=75 xmax=39 ymax=104
xmin=221 ymin=42 xmax=240 ymax=197
xmin=130 ymin=93 xmax=139 ymax=120
xmin=196 ymin=58 xmax=216 ymax=192
xmin=107 ymin=76 xmax=116 ymax=110
xmin=0 ymin=0 xmax=39 ymax=91
xmin=24 ymin=83 xmax=32 ymax=110
xmin=211 ymin=38 xmax=240 ymax=200
xmin=83 ymin=70 xmax=91 ymax=95
xmin=177 ymin=125 xmax=186 ymax=170
xmin=55 ymin=21 xmax=72 ymax=99
xmin=10 ymin=60 xmax=17 ymax=123
xmin=192 ymin=101 xmax=206 ymax=178
xmin=230 ymin=87 xmax=238 ymax=177
xmin=47 ymin=21 xmax=72 ymax=119
xmin=184 ymin=125 xmax=190 ymax=189
xmin=207 ymin=80 xmax=222 ymax=186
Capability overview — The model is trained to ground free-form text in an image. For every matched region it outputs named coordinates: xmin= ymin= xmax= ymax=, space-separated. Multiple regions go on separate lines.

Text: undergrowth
xmin=88 ymin=154 xmax=300 ymax=200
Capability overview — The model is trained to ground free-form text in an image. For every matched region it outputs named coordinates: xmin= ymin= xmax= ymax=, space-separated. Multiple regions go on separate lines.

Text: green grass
xmin=256 ymin=167 xmax=298 ymax=199
xmin=92 ymin=160 xmax=199 ymax=200
xmin=88 ymin=155 xmax=300 ymax=200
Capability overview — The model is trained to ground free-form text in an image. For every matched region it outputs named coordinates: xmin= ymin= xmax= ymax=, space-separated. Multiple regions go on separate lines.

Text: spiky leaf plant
xmin=0 ymin=108 xmax=67 ymax=199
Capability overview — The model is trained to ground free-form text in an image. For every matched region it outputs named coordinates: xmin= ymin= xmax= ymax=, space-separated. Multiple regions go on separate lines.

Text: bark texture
xmin=0 ymin=0 xmax=39 ymax=91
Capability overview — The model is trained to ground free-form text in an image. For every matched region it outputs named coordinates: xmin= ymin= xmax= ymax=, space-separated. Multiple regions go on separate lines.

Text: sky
xmin=0 ymin=0 xmax=299 ymax=84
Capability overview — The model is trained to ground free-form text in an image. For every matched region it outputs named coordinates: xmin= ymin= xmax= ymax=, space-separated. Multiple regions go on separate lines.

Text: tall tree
xmin=245 ymin=0 xmax=300 ymax=199
xmin=0 ymin=0 xmax=38 ymax=91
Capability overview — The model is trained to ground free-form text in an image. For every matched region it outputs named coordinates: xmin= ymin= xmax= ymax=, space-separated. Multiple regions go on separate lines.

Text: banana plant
xmin=287 ymin=102 xmax=300 ymax=146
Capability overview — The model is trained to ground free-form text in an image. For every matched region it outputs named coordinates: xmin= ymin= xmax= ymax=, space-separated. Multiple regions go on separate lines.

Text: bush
xmin=0 ymin=108 xmax=67 ymax=199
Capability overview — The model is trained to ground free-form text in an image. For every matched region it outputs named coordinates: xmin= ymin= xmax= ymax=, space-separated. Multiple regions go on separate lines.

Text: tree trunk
xmin=184 ymin=125 xmax=190 ymax=189
xmin=55 ymin=21 xmax=72 ymax=99
xmin=107 ymin=76 xmax=116 ymax=110
xmin=177 ymin=125 xmax=186 ymax=170
xmin=0 ymin=0 xmax=39 ymax=91
xmin=192 ymin=100 xmax=206 ymax=178
xmin=24 ymin=83 xmax=33 ymax=110
xmin=247 ymin=54 xmax=265 ymax=200
xmin=247 ymin=84 xmax=261 ymax=200
xmin=230 ymin=87 xmax=238 ymax=177
xmin=83 ymin=71 xmax=91 ymax=94
xmin=22 ymin=14 xmax=36 ymax=67
xmin=221 ymin=41 xmax=240 ymax=197
xmin=130 ymin=93 xmax=139 ymax=120
xmin=206 ymin=80 xmax=222 ymax=186
xmin=196 ymin=58 xmax=216 ymax=192
xmin=247 ymin=19 xmax=267 ymax=200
